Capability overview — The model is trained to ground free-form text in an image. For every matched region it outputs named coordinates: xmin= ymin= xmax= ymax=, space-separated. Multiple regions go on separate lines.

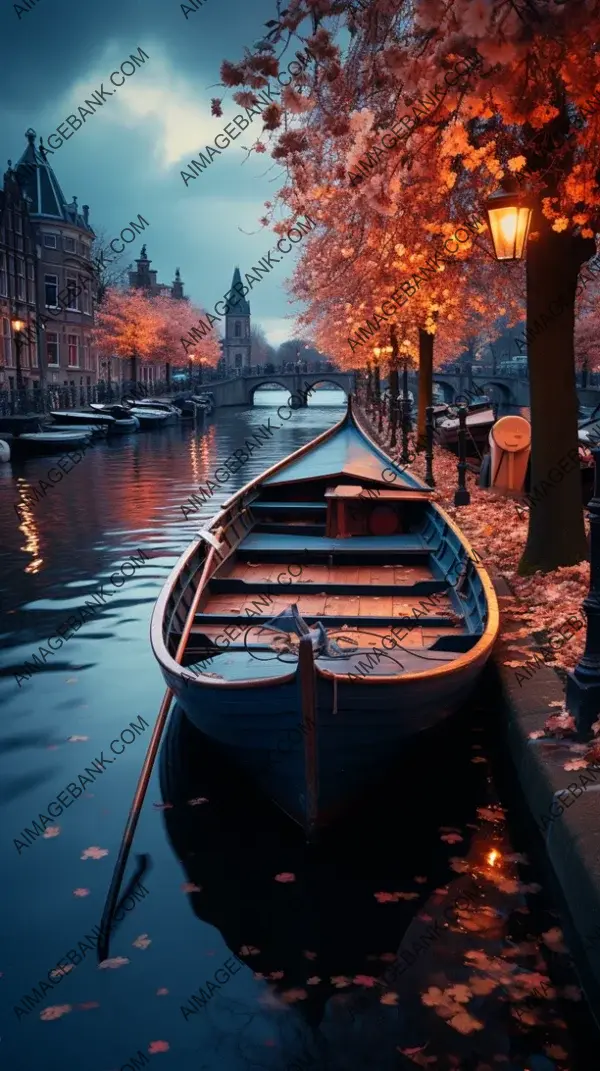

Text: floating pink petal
xmin=181 ymin=882 xmax=202 ymax=894
xmin=81 ymin=846 xmax=109 ymax=860
xmin=73 ymin=888 xmax=90 ymax=897
xmin=43 ymin=826 xmax=61 ymax=839
xmin=306 ymin=975 xmax=321 ymax=985
xmin=188 ymin=797 xmax=209 ymax=805
xmin=156 ymin=988 xmax=169 ymax=996
xmin=274 ymin=872 xmax=295 ymax=883
xmin=528 ymin=729 xmax=545 ymax=739
xmin=380 ymin=992 xmax=399 ymax=1005
xmin=68 ymin=735 xmax=89 ymax=742
xmin=77 ymin=1001 xmax=100 ymax=1010
xmin=353 ymin=974 xmax=377 ymax=987
xmin=49 ymin=965 xmax=74 ymax=981
xmin=98 ymin=956 xmax=129 ymax=969
xmin=564 ymin=759 xmax=588 ymax=771
xmin=239 ymin=945 xmax=260 ymax=956
xmin=441 ymin=833 xmax=463 ymax=844
xmin=133 ymin=934 xmax=151 ymax=950
xmin=40 ymin=1004 xmax=72 ymax=1021
xmin=303 ymin=950 xmax=317 ymax=959
xmin=374 ymin=891 xmax=396 ymax=903
xmin=281 ymin=988 xmax=307 ymax=1003
xmin=148 ymin=1041 xmax=170 ymax=1054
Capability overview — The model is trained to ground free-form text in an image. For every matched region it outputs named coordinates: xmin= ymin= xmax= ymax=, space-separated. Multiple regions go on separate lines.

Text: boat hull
xmin=162 ymin=649 xmax=484 ymax=832
xmin=10 ymin=431 xmax=92 ymax=457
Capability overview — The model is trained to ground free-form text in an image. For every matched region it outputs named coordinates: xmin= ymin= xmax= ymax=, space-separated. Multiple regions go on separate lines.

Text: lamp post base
xmin=454 ymin=488 xmax=471 ymax=507
xmin=566 ymin=669 xmax=600 ymax=737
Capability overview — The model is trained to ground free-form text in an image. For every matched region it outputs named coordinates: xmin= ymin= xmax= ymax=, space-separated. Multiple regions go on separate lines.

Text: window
xmin=27 ymin=263 xmax=36 ymax=304
xmin=0 ymin=253 xmax=6 ymax=297
xmin=16 ymin=258 xmax=25 ymax=301
xmin=46 ymin=332 xmax=59 ymax=365
xmin=83 ymin=338 xmax=90 ymax=369
xmin=43 ymin=234 xmax=57 ymax=249
xmin=234 ymin=322 xmax=241 ymax=338
xmin=235 ymin=353 xmax=243 ymax=367
xmin=45 ymin=275 xmax=58 ymax=307
xmin=66 ymin=277 xmax=78 ymax=311
xmin=1 ymin=318 xmax=11 ymax=366
xmin=64 ymin=237 xmax=76 ymax=252
xmin=15 ymin=214 xmax=22 ymax=236
xmin=81 ymin=281 xmax=90 ymax=314
xmin=68 ymin=335 xmax=79 ymax=366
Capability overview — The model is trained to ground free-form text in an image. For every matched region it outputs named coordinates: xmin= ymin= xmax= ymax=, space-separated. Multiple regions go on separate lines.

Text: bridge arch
xmin=433 ymin=379 xmax=457 ymax=403
xmin=303 ymin=377 xmax=350 ymax=399
xmin=250 ymin=380 xmax=295 ymax=403
xmin=476 ymin=380 xmax=515 ymax=406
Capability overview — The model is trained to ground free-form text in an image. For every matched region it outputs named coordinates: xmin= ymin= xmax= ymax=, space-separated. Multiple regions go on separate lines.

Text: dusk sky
xmin=1 ymin=0 xmax=305 ymax=346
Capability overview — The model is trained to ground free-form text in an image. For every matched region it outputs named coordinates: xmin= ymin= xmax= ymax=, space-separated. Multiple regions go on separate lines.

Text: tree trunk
xmin=417 ymin=328 xmax=433 ymax=451
xmin=166 ymin=362 xmax=171 ymax=387
xmin=519 ymin=219 xmax=592 ymax=574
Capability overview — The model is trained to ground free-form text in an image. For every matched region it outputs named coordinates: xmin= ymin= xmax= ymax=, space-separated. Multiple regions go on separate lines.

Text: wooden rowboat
xmin=151 ymin=397 xmax=499 ymax=838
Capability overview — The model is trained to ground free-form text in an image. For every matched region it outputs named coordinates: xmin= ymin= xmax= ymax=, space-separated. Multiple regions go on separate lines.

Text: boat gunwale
xmin=150 ymin=403 xmax=354 ymax=690
xmin=150 ymin=399 xmax=499 ymax=689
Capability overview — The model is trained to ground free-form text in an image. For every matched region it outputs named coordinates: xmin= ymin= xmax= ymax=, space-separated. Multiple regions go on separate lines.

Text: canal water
xmin=0 ymin=393 xmax=597 ymax=1071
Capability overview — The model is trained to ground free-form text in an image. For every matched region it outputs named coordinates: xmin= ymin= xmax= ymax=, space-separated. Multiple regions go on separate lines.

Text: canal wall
xmin=491 ymin=574 xmax=600 ymax=1027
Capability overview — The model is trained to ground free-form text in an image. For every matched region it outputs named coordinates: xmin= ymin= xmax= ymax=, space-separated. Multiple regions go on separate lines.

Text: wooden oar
xmin=97 ymin=540 xmax=220 ymax=962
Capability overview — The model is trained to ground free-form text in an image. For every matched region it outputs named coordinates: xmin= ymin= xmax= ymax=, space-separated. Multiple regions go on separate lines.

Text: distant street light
xmin=11 ymin=317 xmax=26 ymax=397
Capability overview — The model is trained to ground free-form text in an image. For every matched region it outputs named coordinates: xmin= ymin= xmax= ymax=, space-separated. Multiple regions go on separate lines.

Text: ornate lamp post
xmin=567 ymin=449 xmax=600 ymax=735
xmin=11 ymin=317 xmax=26 ymax=414
xmin=372 ymin=346 xmax=382 ymax=419
xmin=399 ymin=351 xmax=412 ymax=466
xmin=188 ymin=351 xmax=195 ymax=391
xmin=454 ymin=405 xmax=471 ymax=506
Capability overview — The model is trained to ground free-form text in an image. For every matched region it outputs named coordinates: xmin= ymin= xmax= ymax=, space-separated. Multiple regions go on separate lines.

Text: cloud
xmin=260 ymin=318 xmax=299 ymax=346
xmin=65 ymin=42 xmax=256 ymax=169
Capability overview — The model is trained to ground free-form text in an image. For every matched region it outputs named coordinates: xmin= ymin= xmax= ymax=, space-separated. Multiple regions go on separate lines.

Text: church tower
xmin=223 ymin=266 xmax=251 ymax=371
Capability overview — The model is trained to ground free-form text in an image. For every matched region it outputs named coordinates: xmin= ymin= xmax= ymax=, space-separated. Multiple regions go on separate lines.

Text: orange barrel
xmin=488 ymin=415 xmax=531 ymax=492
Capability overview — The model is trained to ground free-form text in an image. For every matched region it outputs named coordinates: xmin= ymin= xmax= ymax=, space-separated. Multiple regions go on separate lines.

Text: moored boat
xmin=122 ymin=398 xmax=181 ymax=424
xmin=151 ymin=396 xmax=499 ymax=838
xmin=87 ymin=404 xmax=140 ymax=433
xmin=9 ymin=430 xmax=92 ymax=458
xmin=50 ymin=409 xmax=116 ymax=428
xmin=435 ymin=405 xmax=496 ymax=453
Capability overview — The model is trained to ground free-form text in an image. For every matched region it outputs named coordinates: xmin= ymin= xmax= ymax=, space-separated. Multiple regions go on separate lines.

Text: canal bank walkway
xmin=361 ymin=401 xmax=600 ymax=1023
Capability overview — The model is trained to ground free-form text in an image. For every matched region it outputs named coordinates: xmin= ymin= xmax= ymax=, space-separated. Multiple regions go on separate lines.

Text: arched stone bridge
xmin=204 ymin=372 xmax=355 ymax=408
xmin=407 ymin=373 xmax=531 ymax=408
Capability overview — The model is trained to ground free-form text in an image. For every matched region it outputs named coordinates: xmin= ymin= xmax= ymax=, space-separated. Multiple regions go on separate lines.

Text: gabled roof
xmin=13 ymin=128 xmax=94 ymax=233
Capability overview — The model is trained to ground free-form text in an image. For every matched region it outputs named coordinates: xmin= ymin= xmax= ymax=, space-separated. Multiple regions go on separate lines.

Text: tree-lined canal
xmin=0 ymin=402 xmax=597 ymax=1071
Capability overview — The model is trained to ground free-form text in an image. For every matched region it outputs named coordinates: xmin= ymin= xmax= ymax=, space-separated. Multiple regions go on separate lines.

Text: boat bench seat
xmin=251 ymin=501 xmax=327 ymax=511
xmin=240 ymin=533 xmax=428 ymax=553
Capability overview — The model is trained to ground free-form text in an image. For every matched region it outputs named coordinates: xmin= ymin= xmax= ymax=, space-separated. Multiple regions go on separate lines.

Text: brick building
xmin=7 ymin=129 xmax=97 ymax=393
xmin=0 ymin=158 xmax=38 ymax=395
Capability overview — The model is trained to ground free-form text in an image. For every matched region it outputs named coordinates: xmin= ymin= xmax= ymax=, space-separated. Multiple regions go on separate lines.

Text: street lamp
xmin=372 ymin=345 xmax=382 ymax=421
xmin=11 ymin=318 xmax=26 ymax=410
xmin=485 ymin=185 xmax=533 ymax=262
xmin=188 ymin=352 xmax=195 ymax=391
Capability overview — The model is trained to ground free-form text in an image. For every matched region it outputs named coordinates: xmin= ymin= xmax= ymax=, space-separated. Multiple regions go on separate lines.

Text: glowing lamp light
xmin=485 ymin=187 xmax=533 ymax=261
xmin=11 ymin=318 xmax=25 ymax=333
xmin=487 ymin=849 xmax=500 ymax=867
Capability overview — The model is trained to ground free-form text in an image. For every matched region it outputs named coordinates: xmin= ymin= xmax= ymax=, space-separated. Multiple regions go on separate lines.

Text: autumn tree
xmin=221 ymin=0 xmax=600 ymax=573
xmin=93 ymin=288 xmax=163 ymax=386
